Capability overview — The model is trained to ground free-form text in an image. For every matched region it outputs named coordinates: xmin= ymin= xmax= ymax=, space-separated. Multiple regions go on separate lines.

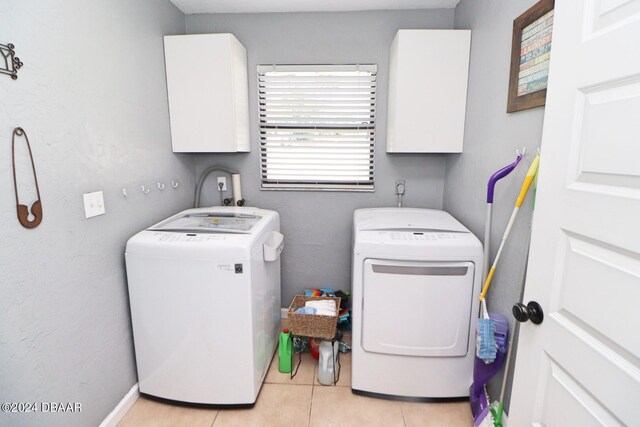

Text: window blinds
xmin=258 ymin=64 xmax=377 ymax=191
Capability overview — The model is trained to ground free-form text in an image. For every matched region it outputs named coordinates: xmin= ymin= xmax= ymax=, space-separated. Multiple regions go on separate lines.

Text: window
xmin=258 ymin=64 xmax=377 ymax=191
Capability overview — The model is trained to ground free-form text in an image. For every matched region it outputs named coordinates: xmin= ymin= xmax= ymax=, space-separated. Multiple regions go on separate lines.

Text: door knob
xmin=512 ymin=301 xmax=544 ymax=325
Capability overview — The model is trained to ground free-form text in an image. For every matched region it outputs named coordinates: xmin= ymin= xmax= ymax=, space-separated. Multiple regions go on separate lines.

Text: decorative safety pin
xmin=157 ymin=182 xmax=165 ymax=190
xmin=12 ymin=127 xmax=43 ymax=228
xmin=141 ymin=185 xmax=151 ymax=195
xmin=171 ymin=180 xmax=179 ymax=189
xmin=122 ymin=188 xmax=128 ymax=198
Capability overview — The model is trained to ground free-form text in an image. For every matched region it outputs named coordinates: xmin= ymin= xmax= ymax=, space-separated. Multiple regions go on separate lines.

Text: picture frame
xmin=507 ymin=0 xmax=555 ymax=113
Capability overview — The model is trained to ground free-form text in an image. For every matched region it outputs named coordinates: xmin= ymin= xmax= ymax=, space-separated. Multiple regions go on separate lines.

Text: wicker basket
xmin=287 ymin=295 xmax=341 ymax=339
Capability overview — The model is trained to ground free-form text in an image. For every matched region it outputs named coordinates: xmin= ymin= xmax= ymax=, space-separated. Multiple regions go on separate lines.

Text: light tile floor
xmin=119 ymin=328 xmax=473 ymax=427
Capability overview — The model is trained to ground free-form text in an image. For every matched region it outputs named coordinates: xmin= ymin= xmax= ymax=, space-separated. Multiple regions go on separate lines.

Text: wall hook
xmin=141 ymin=185 xmax=151 ymax=195
xmin=157 ymin=182 xmax=165 ymax=190
xmin=122 ymin=188 xmax=128 ymax=198
xmin=171 ymin=180 xmax=179 ymax=189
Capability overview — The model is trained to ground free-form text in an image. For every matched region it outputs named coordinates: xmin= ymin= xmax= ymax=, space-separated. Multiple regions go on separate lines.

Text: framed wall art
xmin=507 ymin=0 xmax=555 ymax=113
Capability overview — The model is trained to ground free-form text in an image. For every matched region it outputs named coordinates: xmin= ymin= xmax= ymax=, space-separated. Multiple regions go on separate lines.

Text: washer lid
xmin=355 ymin=208 xmax=468 ymax=233
xmin=150 ymin=212 xmax=261 ymax=234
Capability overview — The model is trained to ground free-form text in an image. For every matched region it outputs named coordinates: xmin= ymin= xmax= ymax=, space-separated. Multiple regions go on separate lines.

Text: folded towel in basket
xmin=304 ymin=300 xmax=337 ymax=316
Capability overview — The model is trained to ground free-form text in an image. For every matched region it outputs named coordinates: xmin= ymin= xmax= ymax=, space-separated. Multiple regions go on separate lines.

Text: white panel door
xmin=510 ymin=1 xmax=640 ymax=425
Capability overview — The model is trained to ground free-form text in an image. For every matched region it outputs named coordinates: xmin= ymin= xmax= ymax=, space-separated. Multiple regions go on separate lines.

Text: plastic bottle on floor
xmin=278 ymin=328 xmax=293 ymax=373
xmin=317 ymin=341 xmax=339 ymax=385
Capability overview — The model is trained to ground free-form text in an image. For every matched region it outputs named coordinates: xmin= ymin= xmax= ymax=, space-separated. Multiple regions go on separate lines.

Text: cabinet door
xmin=387 ymin=30 xmax=471 ymax=153
xmin=164 ymin=34 xmax=250 ymax=153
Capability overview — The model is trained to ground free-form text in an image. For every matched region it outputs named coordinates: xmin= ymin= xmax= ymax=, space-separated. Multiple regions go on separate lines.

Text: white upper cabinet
xmin=386 ymin=30 xmax=471 ymax=153
xmin=164 ymin=34 xmax=250 ymax=153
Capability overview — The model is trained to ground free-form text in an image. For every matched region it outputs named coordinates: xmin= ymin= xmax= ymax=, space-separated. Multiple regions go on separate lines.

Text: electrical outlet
xmin=83 ymin=191 xmax=105 ymax=219
xmin=395 ymin=179 xmax=406 ymax=196
xmin=217 ymin=176 xmax=227 ymax=191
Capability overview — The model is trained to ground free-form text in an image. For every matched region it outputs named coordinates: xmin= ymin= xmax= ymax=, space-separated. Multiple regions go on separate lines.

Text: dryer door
xmin=362 ymin=258 xmax=475 ymax=357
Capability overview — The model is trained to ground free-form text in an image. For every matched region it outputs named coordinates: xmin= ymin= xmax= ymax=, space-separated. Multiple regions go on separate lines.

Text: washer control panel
xmin=152 ymin=232 xmax=228 ymax=242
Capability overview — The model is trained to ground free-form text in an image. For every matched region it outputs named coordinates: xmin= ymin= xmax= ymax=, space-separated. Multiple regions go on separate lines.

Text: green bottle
xmin=278 ymin=328 xmax=293 ymax=373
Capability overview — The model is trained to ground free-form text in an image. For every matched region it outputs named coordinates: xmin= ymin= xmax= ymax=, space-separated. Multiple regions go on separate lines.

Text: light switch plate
xmin=83 ymin=191 xmax=106 ymax=219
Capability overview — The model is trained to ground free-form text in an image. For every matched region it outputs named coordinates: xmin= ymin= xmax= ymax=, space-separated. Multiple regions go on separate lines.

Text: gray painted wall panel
xmin=187 ymin=10 xmax=454 ymax=305
xmin=0 ymin=1 xmax=193 ymax=426
xmin=449 ymin=0 xmax=545 ymax=412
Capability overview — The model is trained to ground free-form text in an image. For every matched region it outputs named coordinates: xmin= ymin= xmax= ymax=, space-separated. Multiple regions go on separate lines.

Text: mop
xmin=483 ymin=151 xmax=523 ymax=282
xmin=470 ymin=153 xmax=522 ymax=427
xmin=476 ymin=150 xmax=524 ymax=364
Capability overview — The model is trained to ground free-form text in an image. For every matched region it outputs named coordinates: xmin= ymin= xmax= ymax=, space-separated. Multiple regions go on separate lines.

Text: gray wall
xmin=0 ymin=1 xmax=194 ymax=426
xmin=187 ymin=10 xmax=454 ymax=305
xmin=447 ymin=0 xmax=545 ymax=411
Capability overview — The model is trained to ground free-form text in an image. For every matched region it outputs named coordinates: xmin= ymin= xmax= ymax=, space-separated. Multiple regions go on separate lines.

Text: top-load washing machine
xmin=125 ymin=207 xmax=284 ymax=405
xmin=351 ymin=208 xmax=482 ymax=398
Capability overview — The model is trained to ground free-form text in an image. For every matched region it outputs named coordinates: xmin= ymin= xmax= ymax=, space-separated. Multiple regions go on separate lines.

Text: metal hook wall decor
xmin=1 ymin=43 xmax=23 ymax=80
xmin=12 ymin=128 xmax=43 ymax=228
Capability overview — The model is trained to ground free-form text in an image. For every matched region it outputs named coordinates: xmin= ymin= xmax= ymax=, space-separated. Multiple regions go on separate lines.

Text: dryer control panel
xmin=388 ymin=231 xmax=457 ymax=241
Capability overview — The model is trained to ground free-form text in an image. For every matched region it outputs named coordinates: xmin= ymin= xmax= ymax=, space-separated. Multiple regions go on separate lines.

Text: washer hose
xmin=194 ymin=165 xmax=239 ymax=208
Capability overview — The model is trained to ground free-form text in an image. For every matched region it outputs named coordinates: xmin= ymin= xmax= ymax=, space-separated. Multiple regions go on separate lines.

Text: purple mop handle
xmin=487 ymin=154 xmax=523 ymax=203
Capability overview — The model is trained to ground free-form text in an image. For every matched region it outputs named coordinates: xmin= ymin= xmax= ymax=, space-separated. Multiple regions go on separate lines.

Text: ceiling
xmin=170 ymin=0 xmax=461 ymax=14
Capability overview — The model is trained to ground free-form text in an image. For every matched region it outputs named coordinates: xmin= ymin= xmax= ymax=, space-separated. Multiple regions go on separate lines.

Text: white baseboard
xmin=281 ymin=308 xmax=288 ymax=318
xmin=99 ymin=383 xmax=139 ymax=427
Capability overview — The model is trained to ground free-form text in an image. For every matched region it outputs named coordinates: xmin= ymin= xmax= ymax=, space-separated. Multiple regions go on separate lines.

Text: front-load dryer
xmin=351 ymin=208 xmax=482 ymax=398
xmin=125 ymin=207 xmax=284 ymax=405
